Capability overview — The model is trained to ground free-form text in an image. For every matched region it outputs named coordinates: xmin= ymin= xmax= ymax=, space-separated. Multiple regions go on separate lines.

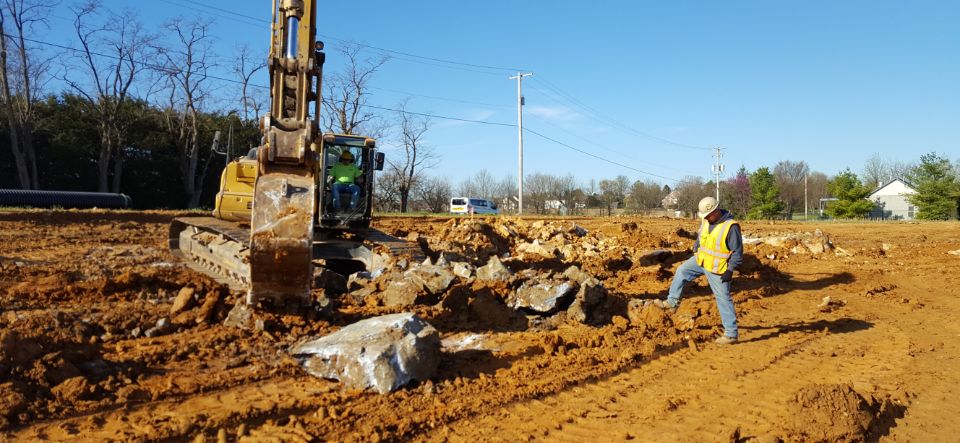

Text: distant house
xmin=661 ymin=190 xmax=678 ymax=209
xmin=868 ymin=178 xmax=917 ymax=220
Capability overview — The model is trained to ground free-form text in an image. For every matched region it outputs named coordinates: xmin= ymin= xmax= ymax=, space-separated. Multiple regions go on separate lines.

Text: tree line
xmin=1 ymin=1 xmax=957 ymax=219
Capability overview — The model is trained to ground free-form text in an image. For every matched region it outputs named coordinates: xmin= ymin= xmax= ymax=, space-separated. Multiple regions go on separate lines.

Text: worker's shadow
xmin=733 ymin=252 xmax=856 ymax=297
xmin=736 ymin=316 xmax=872 ymax=344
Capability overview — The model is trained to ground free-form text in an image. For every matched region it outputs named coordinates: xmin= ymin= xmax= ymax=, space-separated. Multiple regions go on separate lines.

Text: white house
xmin=868 ymin=178 xmax=917 ymax=220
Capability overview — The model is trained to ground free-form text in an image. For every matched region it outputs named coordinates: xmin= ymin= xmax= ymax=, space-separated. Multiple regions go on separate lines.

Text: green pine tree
xmin=747 ymin=167 xmax=784 ymax=219
xmin=825 ymin=169 xmax=875 ymax=218
xmin=906 ymin=153 xmax=960 ymax=220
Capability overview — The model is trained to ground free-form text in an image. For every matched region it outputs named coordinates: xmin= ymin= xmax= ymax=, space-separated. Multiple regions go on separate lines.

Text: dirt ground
xmin=1 ymin=210 xmax=958 ymax=442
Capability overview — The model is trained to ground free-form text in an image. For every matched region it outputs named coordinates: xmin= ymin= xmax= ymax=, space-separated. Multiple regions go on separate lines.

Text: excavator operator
xmin=330 ymin=150 xmax=362 ymax=211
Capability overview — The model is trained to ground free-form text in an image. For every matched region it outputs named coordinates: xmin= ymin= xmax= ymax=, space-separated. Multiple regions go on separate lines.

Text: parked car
xmin=450 ymin=197 xmax=499 ymax=215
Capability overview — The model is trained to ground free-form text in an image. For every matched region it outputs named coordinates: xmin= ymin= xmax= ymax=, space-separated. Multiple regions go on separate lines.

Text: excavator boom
xmin=248 ymin=0 xmax=323 ymax=307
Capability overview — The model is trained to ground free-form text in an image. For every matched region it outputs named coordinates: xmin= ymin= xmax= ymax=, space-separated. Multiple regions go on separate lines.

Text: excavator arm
xmin=248 ymin=0 xmax=324 ymax=307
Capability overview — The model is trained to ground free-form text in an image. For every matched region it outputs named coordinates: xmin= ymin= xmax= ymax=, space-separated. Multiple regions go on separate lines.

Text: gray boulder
xmin=509 ymin=280 xmax=577 ymax=314
xmin=289 ymin=313 xmax=440 ymax=394
xmin=406 ymin=264 xmax=456 ymax=295
xmin=476 ymin=255 xmax=513 ymax=281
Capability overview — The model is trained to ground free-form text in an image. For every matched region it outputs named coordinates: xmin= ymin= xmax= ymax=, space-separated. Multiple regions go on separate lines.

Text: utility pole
xmin=711 ymin=146 xmax=724 ymax=201
xmin=509 ymin=72 xmax=532 ymax=215
xmin=804 ymin=173 xmax=808 ymax=221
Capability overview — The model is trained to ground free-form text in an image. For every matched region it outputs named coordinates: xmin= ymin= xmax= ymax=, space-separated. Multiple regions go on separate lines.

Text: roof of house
xmin=868 ymin=178 xmax=916 ymax=198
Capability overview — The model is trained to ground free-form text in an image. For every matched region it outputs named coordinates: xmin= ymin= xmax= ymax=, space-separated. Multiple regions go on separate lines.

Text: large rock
xmin=406 ymin=264 xmax=456 ymax=295
xmin=567 ymin=278 xmax=608 ymax=324
xmin=314 ymin=268 xmax=347 ymax=294
xmin=170 ymin=287 xmax=196 ymax=315
xmin=509 ymin=279 xmax=577 ymax=314
xmin=516 ymin=240 xmax=559 ymax=259
xmin=289 ymin=313 xmax=440 ymax=394
xmin=381 ymin=279 xmax=427 ymax=307
xmin=223 ymin=303 xmax=253 ymax=330
xmin=561 ymin=265 xmax=592 ymax=285
xmin=451 ymin=261 xmax=475 ymax=279
xmin=476 ymin=255 xmax=513 ymax=281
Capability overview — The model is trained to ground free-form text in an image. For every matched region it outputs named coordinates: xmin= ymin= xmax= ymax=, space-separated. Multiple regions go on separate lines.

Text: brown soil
xmin=1 ymin=210 xmax=958 ymax=442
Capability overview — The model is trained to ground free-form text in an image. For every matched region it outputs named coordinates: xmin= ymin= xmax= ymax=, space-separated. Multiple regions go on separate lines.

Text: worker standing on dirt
xmin=330 ymin=150 xmax=362 ymax=211
xmin=649 ymin=196 xmax=743 ymax=344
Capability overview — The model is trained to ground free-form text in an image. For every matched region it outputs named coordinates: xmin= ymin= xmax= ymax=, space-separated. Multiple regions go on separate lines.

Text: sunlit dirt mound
xmin=780 ymin=383 xmax=901 ymax=443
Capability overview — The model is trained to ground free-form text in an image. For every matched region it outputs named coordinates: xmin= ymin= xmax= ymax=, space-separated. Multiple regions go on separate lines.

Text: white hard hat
xmin=697 ymin=197 xmax=719 ymax=219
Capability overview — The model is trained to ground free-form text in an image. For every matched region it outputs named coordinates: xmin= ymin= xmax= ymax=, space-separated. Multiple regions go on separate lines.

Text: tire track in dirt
xmin=433 ymin=295 xmax=917 ymax=442
xmin=7 ymin=377 xmax=330 ymax=441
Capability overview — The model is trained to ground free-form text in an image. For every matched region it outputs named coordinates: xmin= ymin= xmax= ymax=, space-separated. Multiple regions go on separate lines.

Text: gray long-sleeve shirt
xmin=691 ymin=210 xmax=743 ymax=272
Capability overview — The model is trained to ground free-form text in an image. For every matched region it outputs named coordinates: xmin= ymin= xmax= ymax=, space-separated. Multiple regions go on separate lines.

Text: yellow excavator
xmin=169 ymin=0 xmax=416 ymax=309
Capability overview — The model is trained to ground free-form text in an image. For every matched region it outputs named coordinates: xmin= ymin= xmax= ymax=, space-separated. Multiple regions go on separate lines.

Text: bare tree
xmin=374 ymin=170 xmax=401 ymax=212
xmin=415 ymin=175 xmax=451 ymax=213
xmin=66 ymin=2 xmax=149 ymax=193
xmin=598 ymin=175 xmax=630 ymax=214
xmin=807 ymin=171 xmax=829 ymax=213
xmin=322 ymin=43 xmax=388 ymax=137
xmin=155 ymin=18 xmax=217 ymax=208
xmin=457 ymin=169 xmax=497 ymax=199
xmin=496 ymin=174 xmax=517 ymax=213
xmin=550 ymin=173 xmax=579 ymax=214
xmin=387 ymin=105 xmax=436 ymax=212
xmin=773 ymin=160 xmax=810 ymax=215
xmin=861 ymin=154 xmax=886 ymax=189
xmin=674 ymin=175 xmax=707 ymax=216
xmin=0 ymin=0 xmax=53 ymax=189
xmin=232 ymin=43 xmax=265 ymax=122
xmin=524 ymin=172 xmax=553 ymax=214
xmin=863 ymin=153 xmax=915 ymax=187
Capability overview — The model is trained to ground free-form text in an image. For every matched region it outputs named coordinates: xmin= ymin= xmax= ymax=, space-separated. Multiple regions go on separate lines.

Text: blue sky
xmin=45 ymin=0 xmax=959 ymax=188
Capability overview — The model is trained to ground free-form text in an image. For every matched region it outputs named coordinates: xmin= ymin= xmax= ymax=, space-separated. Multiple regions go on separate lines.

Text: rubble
xmin=509 ymin=279 xmax=577 ymax=314
xmin=170 ymin=287 xmax=195 ymax=315
xmin=289 ymin=313 xmax=441 ymax=394
xmin=223 ymin=303 xmax=254 ymax=330
xmin=476 ymin=255 xmax=513 ymax=281
xmin=567 ymin=278 xmax=609 ymax=324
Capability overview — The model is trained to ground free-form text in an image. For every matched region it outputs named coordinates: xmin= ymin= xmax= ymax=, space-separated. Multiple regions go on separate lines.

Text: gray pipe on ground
xmin=0 ymin=189 xmax=132 ymax=209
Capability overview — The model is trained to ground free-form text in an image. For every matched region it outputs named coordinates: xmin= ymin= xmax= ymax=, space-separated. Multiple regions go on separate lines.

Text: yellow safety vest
xmin=696 ymin=218 xmax=738 ymax=274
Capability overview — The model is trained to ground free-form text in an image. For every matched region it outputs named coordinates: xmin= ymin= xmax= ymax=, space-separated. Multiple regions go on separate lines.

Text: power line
xmin=369 ymin=86 xmax=509 ymax=108
xmin=524 ymin=127 xmax=679 ymax=182
xmin=155 ymin=0 xmax=524 ymax=73
xmin=524 ymin=113 xmax=701 ymax=176
xmin=530 ymin=75 xmax=712 ymax=151
xmin=18 ymin=33 xmax=675 ymax=182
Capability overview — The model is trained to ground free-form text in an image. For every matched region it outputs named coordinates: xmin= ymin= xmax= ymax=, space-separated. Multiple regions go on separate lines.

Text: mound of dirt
xmin=780 ymin=383 xmax=894 ymax=443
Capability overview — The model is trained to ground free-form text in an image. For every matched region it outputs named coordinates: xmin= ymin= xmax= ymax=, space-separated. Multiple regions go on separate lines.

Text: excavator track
xmin=169 ymin=217 xmax=252 ymax=291
xmin=169 ymin=217 xmax=423 ymax=295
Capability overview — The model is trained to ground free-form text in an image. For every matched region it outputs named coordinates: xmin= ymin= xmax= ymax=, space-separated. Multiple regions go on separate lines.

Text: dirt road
xmin=1 ymin=210 xmax=958 ymax=442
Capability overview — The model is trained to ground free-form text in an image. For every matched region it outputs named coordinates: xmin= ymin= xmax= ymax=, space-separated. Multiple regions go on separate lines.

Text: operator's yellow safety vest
xmin=696 ymin=218 xmax=738 ymax=275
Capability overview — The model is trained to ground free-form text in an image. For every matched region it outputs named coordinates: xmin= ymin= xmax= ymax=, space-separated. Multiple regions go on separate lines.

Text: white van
xmin=450 ymin=197 xmax=499 ymax=215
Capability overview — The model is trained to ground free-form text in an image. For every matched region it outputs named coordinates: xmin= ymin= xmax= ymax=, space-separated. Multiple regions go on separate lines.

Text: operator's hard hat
xmin=340 ymin=150 xmax=354 ymax=161
xmin=698 ymin=196 xmax=720 ymax=219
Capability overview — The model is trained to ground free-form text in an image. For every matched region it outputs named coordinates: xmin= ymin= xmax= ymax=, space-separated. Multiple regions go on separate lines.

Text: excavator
xmin=169 ymin=0 xmax=417 ymax=309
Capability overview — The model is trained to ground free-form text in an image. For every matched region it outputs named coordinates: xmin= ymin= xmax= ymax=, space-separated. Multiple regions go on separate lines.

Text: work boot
xmin=714 ymin=335 xmax=738 ymax=345
xmin=645 ymin=299 xmax=677 ymax=313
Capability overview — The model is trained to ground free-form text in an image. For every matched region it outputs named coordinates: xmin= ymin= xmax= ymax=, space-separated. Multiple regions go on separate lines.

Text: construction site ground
xmin=1 ymin=210 xmax=958 ymax=442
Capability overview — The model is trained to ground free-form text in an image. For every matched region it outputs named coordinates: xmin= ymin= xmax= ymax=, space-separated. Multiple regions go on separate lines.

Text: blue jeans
xmin=332 ymin=183 xmax=360 ymax=210
xmin=666 ymin=256 xmax=738 ymax=338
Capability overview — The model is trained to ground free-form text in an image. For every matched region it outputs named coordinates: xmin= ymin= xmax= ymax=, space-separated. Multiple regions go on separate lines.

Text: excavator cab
xmin=318 ymin=134 xmax=383 ymax=229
